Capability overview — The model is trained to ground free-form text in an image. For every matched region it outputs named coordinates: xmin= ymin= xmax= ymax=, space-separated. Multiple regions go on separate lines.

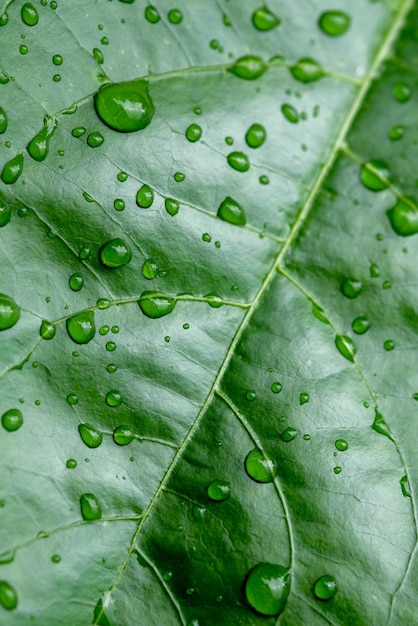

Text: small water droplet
xmin=69 ymin=272 xmax=84 ymax=291
xmin=300 ymin=393 xmax=309 ymax=405
xmin=393 ymin=82 xmax=412 ymax=103
xmin=271 ymin=381 xmax=282 ymax=394
xmin=117 ymin=171 xmax=128 ymax=182
xmin=352 ymin=316 xmax=370 ymax=334
xmin=0 ymin=204 xmax=11 ymax=227
xmin=245 ymin=563 xmax=289 ymax=616
xmin=186 ymin=123 xmax=202 ymax=142
xmin=335 ymin=439 xmax=348 ymax=451
xmin=72 ymin=126 xmax=86 ymax=138
xmin=192 ymin=505 xmax=206 ymax=521
xmin=106 ymin=364 xmax=117 ymax=373
xmin=51 ymin=554 xmax=61 ymax=563
xmin=145 ymin=5 xmax=160 ymax=23
xmin=66 ymin=311 xmax=95 ymax=344
xmin=138 ymin=291 xmax=176 ymax=318
xmin=0 ymin=581 xmax=18 ymax=610
xmin=40 ymin=320 xmax=56 ymax=340
xmin=106 ymin=341 xmax=116 ymax=351
xmin=52 ymin=54 xmax=63 ymax=66
xmin=400 ymin=475 xmax=411 ymax=497
xmin=252 ymin=6 xmax=280 ymax=31
xmin=113 ymin=425 xmax=134 ymax=445
xmin=245 ymin=123 xmax=266 ymax=148
xmin=168 ymin=8 xmax=183 ymax=24
xmin=202 ymin=233 xmax=212 ymax=243
xmin=227 ymin=151 xmax=250 ymax=172
xmin=92 ymin=48 xmax=104 ymax=64
xmin=0 ymin=294 xmax=20 ymax=331
xmin=207 ymin=479 xmax=230 ymax=501
xmin=0 ymin=13 xmax=9 ymax=26
xmin=360 ymin=160 xmax=390 ymax=191
xmin=165 ymin=198 xmax=179 ymax=216
xmin=384 ymin=339 xmax=394 ymax=351
xmin=87 ymin=131 xmax=104 ymax=148
xmin=280 ymin=427 xmax=298 ymax=442
xmin=21 ymin=3 xmax=39 ymax=26
xmin=290 ymin=58 xmax=323 ymax=83
xmin=388 ymin=124 xmax=404 ymax=141
xmin=217 ymin=196 xmax=246 ymax=225
xmin=80 ymin=493 xmax=102 ymax=521
xmin=281 ymin=103 xmax=299 ymax=123
xmin=66 ymin=394 xmax=78 ymax=405
xmin=1 ymin=153 xmax=24 ymax=184
xmin=370 ymin=263 xmax=380 ymax=278
xmin=341 ymin=277 xmax=362 ymax=299
xmin=66 ymin=459 xmax=77 ymax=469
xmin=371 ymin=408 xmax=392 ymax=440
xmin=78 ymin=423 xmax=103 ymax=448
xmin=142 ymin=259 xmax=159 ymax=279
xmin=99 ymin=238 xmax=132 ymax=268
xmin=314 ymin=575 xmax=338 ymax=601
xmin=228 ymin=55 xmax=267 ymax=80
xmin=53 ymin=74 xmax=61 ymax=82
xmin=105 ymin=390 xmax=122 ymax=407
xmin=174 ymin=171 xmax=185 ymax=182
xmin=318 ymin=11 xmax=350 ymax=36
xmin=1 ymin=409 xmax=23 ymax=432
xmin=94 ymin=80 xmax=154 ymax=132
xmin=386 ymin=196 xmax=418 ymax=236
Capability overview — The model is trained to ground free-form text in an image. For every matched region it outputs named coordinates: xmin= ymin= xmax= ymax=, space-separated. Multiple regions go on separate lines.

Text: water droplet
xmin=105 ymin=390 xmax=122 ymax=407
xmin=69 ymin=272 xmax=84 ymax=291
xmin=360 ymin=159 xmax=389 ymax=191
xmin=227 ymin=151 xmax=250 ymax=172
xmin=393 ymin=82 xmax=412 ymax=103
xmin=165 ymin=198 xmax=179 ymax=216
xmin=138 ymin=291 xmax=176 ymax=318
xmin=53 ymin=74 xmax=61 ymax=82
xmin=99 ymin=238 xmax=132 ymax=268
xmin=228 ymin=55 xmax=267 ymax=80
xmin=26 ymin=117 xmax=57 ymax=162
xmin=94 ymin=80 xmax=154 ymax=132
xmin=80 ymin=493 xmax=102 ymax=520
xmin=245 ymin=563 xmax=289 ymax=616
xmin=206 ymin=293 xmax=223 ymax=308
xmin=313 ymin=575 xmax=338 ymax=601
xmin=388 ymin=124 xmax=404 ymax=141
xmin=39 ymin=320 xmax=56 ymax=340
xmin=21 ymin=3 xmax=39 ymax=26
xmin=290 ymin=58 xmax=323 ymax=83
xmin=52 ymin=54 xmax=63 ymax=65
xmin=168 ymin=8 xmax=183 ymax=24
xmin=0 ymin=13 xmax=9 ymax=26
xmin=66 ymin=394 xmax=78 ymax=406
xmin=207 ymin=479 xmax=230 ymax=501
xmin=66 ymin=311 xmax=95 ymax=344
xmin=245 ymin=448 xmax=275 ymax=482
xmin=341 ymin=277 xmax=362 ymax=299
xmin=217 ymin=196 xmax=246 ymax=226
xmin=352 ymin=316 xmax=370 ymax=334
xmin=0 ymin=205 xmax=11 ymax=227
xmin=142 ymin=259 xmax=159 ymax=279
xmin=174 ymin=171 xmax=185 ymax=182
xmin=371 ymin=408 xmax=392 ymax=440
xmin=113 ymin=425 xmax=134 ymax=445
xmin=136 ymin=184 xmax=154 ymax=208
xmin=0 ymin=581 xmax=18 ymax=610
xmin=245 ymin=123 xmax=266 ymax=148
xmin=1 ymin=409 xmax=23 ymax=432
xmin=106 ymin=341 xmax=116 ymax=351
xmin=400 ymin=475 xmax=411 ymax=497
xmin=202 ymin=233 xmax=212 ymax=243
xmin=72 ymin=127 xmax=86 ymax=138
xmin=300 ymin=392 xmax=309 ymax=405
xmin=186 ymin=123 xmax=202 ymax=142
xmin=112 ymin=198 xmax=124 ymax=212
xmin=386 ymin=196 xmax=418 ymax=236
xmin=335 ymin=439 xmax=348 ymax=451
xmin=225 ymin=136 xmax=233 ymax=146
xmin=78 ymin=423 xmax=103 ymax=448
xmin=111 ymin=325 xmax=119 ymax=334
xmin=252 ymin=6 xmax=280 ymax=31
xmin=0 ymin=294 xmax=20 ymax=331
xmin=281 ymin=103 xmax=299 ymax=123
xmin=117 ymin=171 xmax=128 ymax=182
xmin=370 ymin=263 xmax=380 ymax=278
xmin=97 ymin=298 xmax=111 ymax=310
xmin=106 ymin=364 xmax=117 ymax=373
xmin=51 ymin=554 xmax=61 ymax=563
xmin=271 ymin=382 xmax=282 ymax=394
xmin=87 ymin=131 xmax=104 ymax=148
xmin=259 ymin=175 xmax=269 ymax=185
xmin=384 ymin=339 xmax=395 ymax=351
xmin=311 ymin=303 xmax=329 ymax=324
xmin=66 ymin=459 xmax=77 ymax=469
xmin=318 ymin=11 xmax=350 ymax=36
xmin=0 ymin=108 xmax=7 ymax=135
xmin=145 ymin=5 xmax=160 ymax=23
xmin=1 ymin=153 xmax=24 ymax=184
xmin=92 ymin=48 xmax=104 ymax=65
xmin=280 ymin=427 xmax=298 ymax=442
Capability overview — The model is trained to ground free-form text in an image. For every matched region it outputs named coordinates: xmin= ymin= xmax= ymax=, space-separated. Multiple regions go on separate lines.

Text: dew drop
xmin=314 ymin=575 xmax=338 ymax=601
xmin=318 ymin=11 xmax=350 ymax=36
xmin=400 ymin=475 xmax=411 ymax=498
xmin=106 ymin=341 xmax=116 ymax=351
xmin=78 ymin=423 xmax=102 ymax=448
xmin=300 ymin=392 xmax=309 ymax=405
xmin=52 ymin=54 xmax=63 ymax=66
xmin=207 ymin=479 xmax=230 ymax=501
xmin=384 ymin=339 xmax=394 ymax=351
xmin=113 ymin=198 xmax=125 ymax=211
xmin=138 ymin=291 xmax=176 ymax=318
xmin=388 ymin=124 xmax=404 ymax=141
xmin=117 ymin=171 xmax=128 ymax=182
xmin=174 ymin=171 xmax=185 ymax=182
xmin=227 ymin=151 xmax=250 ymax=172
xmin=94 ymin=80 xmax=154 ymax=132
xmin=290 ymin=58 xmax=323 ymax=83
xmin=69 ymin=272 xmax=84 ymax=291
xmin=0 ymin=107 xmax=8 ymax=134
xmin=99 ymin=238 xmax=132 ymax=268
xmin=186 ymin=123 xmax=202 ymax=142
xmin=66 ymin=394 xmax=78 ymax=406
xmin=372 ymin=409 xmax=392 ymax=440
xmin=245 ymin=123 xmax=266 ymax=149
xmin=271 ymin=381 xmax=282 ymax=394
xmin=0 ymin=294 xmax=20 ymax=331
xmin=105 ymin=390 xmax=122 ymax=407
xmin=66 ymin=459 xmax=77 ymax=469
xmin=341 ymin=277 xmax=362 ymax=299
xmin=0 ymin=581 xmax=18 ymax=610
xmin=135 ymin=184 xmax=154 ymax=208
xmin=393 ymin=82 xmax=412 ymax=103
xmin=113 ymin=425 xmax=134 ymax=445
xmin=168 ymin=8 xmax=183 ymax=24
xmin=245 ymin=448 xmax=275 ymax=483
xmin=66 ymin=311 xmax=95 ymax=344
xmin=80 ymin=493 xmax=102 ymax=521
xmin=280 ymin=427 xmax=298 ymax=442
xmin=335 ymin=335 xmax=357 ymax=362
xmin=352 ymin=316 xmax=370 ymax=334
xmin=72 ymin=126 xmax=86 ymax=138
xmin=245 ymin=563 xmax=289 ymax=616
xmin=360 ymin=159 xmax=389 ymax=191
xmin=228 ymin=55 xmax=267 ymax=80
xmin=217 ymin=196 xmax=246 ymax=225
xmin=21 ymin=3 xmax=39 ymax=26
xmin=106 ymin=364 xmax=117 ymax=373
xmin=87 ymin=132 xmax=104 ymax=148
xmin=165 ymin=198 xmax=179 ymax=216
xmin=1 ymin=409 xmax=23 ymax=432
xmin=252 ymin=6 xmax=280 ymax=31
xmin=92 ymin=48 xmax=104 ymax=64
xmin=26 ymin=117 xmax=57 ymax=162
xmin=335 ymin=439 xmax=348 ymax=451
xmin=1 ymin=153 xmax=24 ymax=184
xmin=281 ymin=103 xmax=299 ymax=123
xmin=145 ymin=5 xmax=160 ymax=23
xmin=386 ymin=196 xmax=418 ymax=236
xmin=142 ymin=259 xmax=159 ymax=279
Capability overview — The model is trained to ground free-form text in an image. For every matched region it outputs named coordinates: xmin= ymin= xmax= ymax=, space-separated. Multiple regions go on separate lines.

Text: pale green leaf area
xmin=0 ymin=0 xmax=417 ymax=624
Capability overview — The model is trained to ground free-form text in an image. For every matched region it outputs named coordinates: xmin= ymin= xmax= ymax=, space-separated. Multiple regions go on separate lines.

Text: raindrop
xmin=21 ymin=3 xmax=39 ymax=26
xmin=227 ymin=151 xmax=250 ymax=172
xmin=318 ymin=11 xmax=350 ymax=36
xmin=87 ymin=132 xmax=104 ymax=148
xmin=0 ymin=294 xmax=20 ymax=331
xmin=72 ymin=127 xmax=86 ymax=138
xmin=52 ymin=54 xmax=63 ymax=65
xmin=174 ymin=172 xmax=185 ymax=182
xmin=113 ymin=198 xmax=125 ymax=211
xmin=384 ymin=339 xmax=394 ymax=351
xmin=186 ymin=123 xmax=202 ymax=142
xmin=165 ymin=198 xmax=179 ymax=216
xmin=280 ymin=427 xmax=297 ymax=442
xmin=360 ymin=160 xmax=389 ymax=191
xmin=113 ymin=425 xmax=134 ymax=445
xmin=69 ymin=273 xmax=84 ymax=291
xmin=168 ymin=8 xmax=183 ymax=24
xmin=335 ymin=335 xmax=357 ymax=362
xmin=80 ymin=493 xmax=102 ymax=520
xmin=252 ymin=6 xmax=280 ymax=31
xmin=335 ymin=439 xmax=348 ymax=451
xmin=142 ymin=259 xmax=159 ymax=279
xmin=136 ymin=184 xmax=154 ymax=208
xmin=0 ymin=581 xmax=18 ymax=610
xmin=51 ymin=554 xmax=61 ymax=563
xmin=106 ymin=341 xmax=116 ymax=351
xmin=138 ymin=291 xmax=176 ymax=318
xmin=388 ymin=125 xmax=404 ymax=141
xmin=0 ymin=108 xmax=7 ymax=134
xmin=27 ymin=117 xmax=57 ymax=161
xmin=217 ymin=196 xmax=246 ymax=225
xmin=0 ymin=205 xmax=11 ymax=227
xmin=105 ymin=390 xmax=122 ymax=407
xmin=1 ymin=409 xmax=23 ymax=432
xmin=78 ymin=423 xmax=103 ymax=448
xmin=271 ymin=382 xmax=282 ymax=394
xmin=245 ymin=448 xmax=275 ymax=482
xmin=207 ymin=479 xmax=230 ymax=501
xmin=66 ymin=459 xmax=77 ymax=469
xmin=145 ymin=5 xmax=160 ymax=23
xmin=117 ymin=171 xmax=128 ymax=182
xmin=66 ymin=311 xmax=95 ymax=344
xmin=1 ymin=153 xmax=24 ymax=184
xmin=281 ymin=103 xmax=299 ymax=123
xmin=369 ymin=263 xmax=380 ymax=278
xmin=245 ymin=563 xmax=289 ymax=616
xmin=94 ymin=80 xmax=154 ymax=132
xmin=228 ymin=55 xmax=267 ymax=80
xmin=245 ymin=123 xmax=266 ymax=148
xmin=99 ymin=238 xmax=132 ymax=268
xmin=66 ymin=394 xmax=78 ymax=405
xmin=371 ymin=408 xmax=392 ymax=440
xmin=352 ymin=316 xmax=370 ymax=334
xmin=313 ymin=575 xmax=338 ymax=601
xmin=400 ymin=475 xmax=411 ymax=497
xmin=290 ymin=58 xmax=323 ymax=83
xmin=92 ymin=48 xmax=104 ymax=64
xmin=386 ymin=196 xmax=418 ymax=236
xmin=341 ymin=277 xmax=362 ymax=299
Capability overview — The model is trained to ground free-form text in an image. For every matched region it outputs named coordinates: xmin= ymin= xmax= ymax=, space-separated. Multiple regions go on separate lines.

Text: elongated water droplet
xmin=1 ymin=409 xmax=23 ymax=432
xmin=1 ymin=153 xmax=24 ymax=184
xmin=312 ymin=303 xmax=329 ymax=324
xmin=300 ymin=392 xmax=309 ymax=405
xmin=245 ymin=563 xmax=289 ymax=616
xmin=245 ymin=448 xmax=275 ymax=482
xmin=217 ymin=196 xmax=246 ymax=225
xmin=352 ymin=316 xmax=370 ymax=334
xmin=371 ymin=408 xmax=392 ymax=440
xmin=387 ymin=196 xmax=418 ymax=236
xmin=341 ymin=277 xmax=362 ymax=299
xmin=165 ymin=198 xmax=179 ymax=216
xmin=252 ymin=6 xmax=280 ymax=31
xmin=69 ymin=272 xmax=84 ymax=291
xmin=136 ymin=184 xmax=154 ymax=208
xmin=318 ymin=11 xmax=350 ymax=36
xmin=0 ymin=13 xmax=8 ymax=26
xmin=227 ymin=151 xmax=249 ymax=172
xmin=335 ymin=335 xmax=357 ymax=362
xmin=400 ymin=475 xmax=411 ymax=497
xmin=21 ymin=3 xmax=39 ymax=26
xmin=80 ymin=493 xmax=102 ymax=520
xmin=0 ymin=107 xmax=7 ymax=134
xmin=290 ymin=58 xmax=323 ymax=83
xmin=66 ymin=311 xmax=95 ymax=344
xmin=93 ymin=48 xmax=104 ymax=64
xmin=360 ymin=160 xmax=389 ymax=191
xmin=99 ymin=238 xmax=132 ymax=268
xmin=94 ymin=80 xmax=154 ymax=132
xmin=145 ymin=5 xmax=160 ymax=23
xmin=245 ymin=123 xmax=266 ymax=148
xmin=186 ymin=123 xmax=202 ymax=142
xmin=0 ymin=550 xmax=15 ymax=565
xmin=280 ymin=427 xmax=297 ymax=442
xmin=281 ymin=103 xmax=299 ymax=123
xmin=207 ymin=479 xmax=230 ymax=501
xmin=0 ymin=581 xmax=18 ymax=610
xmin=0 ymin=204 xmax=11 ymax=227
xmin=0 ymin=294 xmax=20 ymax=331
xmin=78 ymin=423 xmax=103 ymax=448
xmin=113 ymin=425 xmax=134 ymax=445
xmin=228 ymin=55 xmax=267 ymax=80
xmin=138 ymin=291 xmax=176 ymax=318
xmin=26 ymin=117 xmax=57 ymax=162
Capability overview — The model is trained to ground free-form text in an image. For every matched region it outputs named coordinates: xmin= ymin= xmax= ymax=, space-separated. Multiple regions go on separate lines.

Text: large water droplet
xmin=227 ymin=151 xmax=250 ymax=172
xmin=136 ymin=184 xmax=154 ymax=208
xmin=1 ymin=409 xmax=23 ymax=432
xmin=1 ymin=153 xmax=24 ymax=184
xmin=145 ymin=5 xmax=160 ymax=23
xmin=207 ymin=479 xmax=230 ymax=501
xmin=290 ymin=58 xmax=323 ymax=83
xmin=0 ymin=107 xmax=7 ymax=134
xmin=94 ymin=80 xmax=154 ymax=132
xmin=26 ymin=116 xmax=57 ymax=162
xmin=0 ymin=294 xmax=20 ymax=331
xmin=21 ymin=3 xmax=39 ymax=26
xmin=165 ymin=198 xmax=179 ymax=216
xmin=335 ymin=335 xmax=357 ymax=362
xmin=318 ymin=11 xmax=350 ymax=36
xmin=217 ymin=196 xmax=246 ymax=225
xmin=138 ymin=291 xmax=176 ymax=318
xmin=0 ymin=581 xmax=18 ymax=610
xmin=228 ymin=55 xmax=267 ymax=80
xmin=245 ymin=123 xmax=266 ymax=148
xmin=341 ymin=277 xmax=362 ymax=299
xmin=113 ymin=425 xmax=134 ymax=446
xmin=99 ymin=238 xmax=132 ymax=268
xmin=360 ymin=160 xmax=389 ymax=191
xmin=245 ymin=563 xmax=289 ymax=616
xmin=78 ymin=423 xmax=103 ymax=448
xmin=387 ymin=196 xmax=418 ymax=236
xmin=245 ymin=448 xmax=275 ymax=482
xmin=352 ymin=316 xmax=370 ymax=334
xmin=80 ymin=493 xmax=102 ymax=520
xmin=66 ymin=311 xmax=95 ymax=344
xmin=186 ymin=123 xmax=202 ymax=142
xmin=252 ymin=6 xmax=280 ymax=31
xmin=313 ymin=575 xmax=338 ymax=601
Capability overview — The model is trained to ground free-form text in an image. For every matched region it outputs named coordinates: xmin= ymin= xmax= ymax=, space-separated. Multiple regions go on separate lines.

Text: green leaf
xmin=0 ymin=1 xmax=417 ymax=624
